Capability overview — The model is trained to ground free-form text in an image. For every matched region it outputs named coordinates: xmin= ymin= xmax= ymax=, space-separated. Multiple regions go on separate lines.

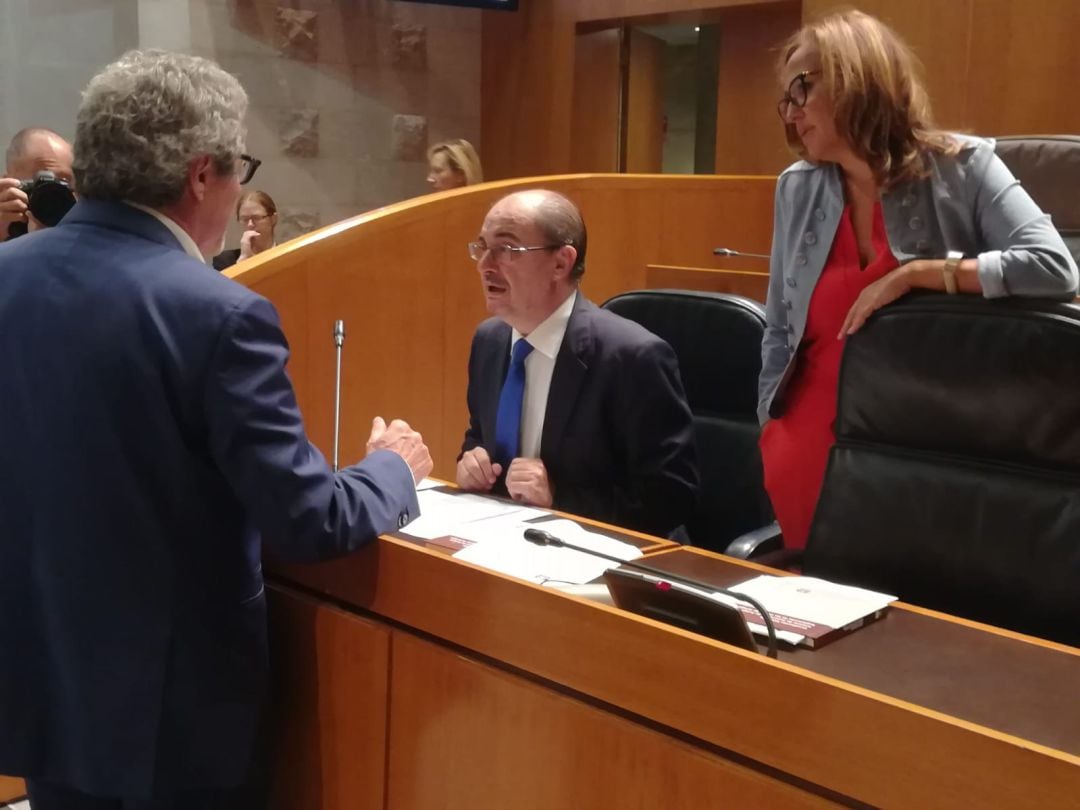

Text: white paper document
xmin=399 ymin=488 xmax=548 ymax=540
xmin=452 ymin=518 xmax=643 ymax=585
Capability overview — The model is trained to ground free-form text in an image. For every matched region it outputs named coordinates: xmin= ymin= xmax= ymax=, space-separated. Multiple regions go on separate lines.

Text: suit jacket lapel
xmin=540 ymin=294 xmax=592 ymax=462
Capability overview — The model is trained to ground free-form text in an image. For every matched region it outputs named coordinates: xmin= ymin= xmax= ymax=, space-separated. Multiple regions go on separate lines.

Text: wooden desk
xmin=0 ymin=776 xmax=25 ymax=803
xmin=267 ymin=528 xmax=1079 ymax=809
xmin=646 ymin=263 xmax=770 ymax=301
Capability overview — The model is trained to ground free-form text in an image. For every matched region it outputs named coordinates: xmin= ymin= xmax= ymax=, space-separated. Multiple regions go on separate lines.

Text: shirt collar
xmin=124 ymin=201 xmax=204 ymax=262
xmin=512 ymin=289 xmax=577 ymax=360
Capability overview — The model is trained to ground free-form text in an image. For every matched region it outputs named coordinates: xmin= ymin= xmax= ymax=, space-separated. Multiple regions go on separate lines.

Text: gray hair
xmin=73 ymin=50 xmax=248 ymax=207
xmin=531 ymin=190 xmax=588 ymax=280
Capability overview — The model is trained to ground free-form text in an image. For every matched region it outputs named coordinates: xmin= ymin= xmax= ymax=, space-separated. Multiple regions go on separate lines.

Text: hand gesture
xmin=505 ymin=457 xmax=553 ymax=508
xmin=367 ymin=416 xmax=433 ymax=484
xmin=238 ymin=228 xmax=260 ymax=260
xmin=456 ymin=446 xmax=501 ymax=492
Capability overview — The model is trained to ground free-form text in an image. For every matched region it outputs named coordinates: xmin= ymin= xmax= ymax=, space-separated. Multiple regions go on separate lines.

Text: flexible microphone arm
xmin=523 ymin=528 xmax=778 ymax=658
xmin=332 ymin=319 xmax=346 ymax=472
xmin=713 ymin=247 xmax=771 ymax=260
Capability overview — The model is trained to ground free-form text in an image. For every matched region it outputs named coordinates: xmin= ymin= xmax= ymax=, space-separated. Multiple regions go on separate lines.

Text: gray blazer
xmin=758 ymin=135 xmax=1079 ymax=425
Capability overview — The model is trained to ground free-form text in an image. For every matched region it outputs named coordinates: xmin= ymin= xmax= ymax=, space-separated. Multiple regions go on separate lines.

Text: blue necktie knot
xmin=494 ymin=339 xmax=534 ymax=467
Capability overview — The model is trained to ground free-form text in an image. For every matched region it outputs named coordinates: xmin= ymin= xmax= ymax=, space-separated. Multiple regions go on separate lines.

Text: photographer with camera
xmin=1 ymin=127 xmax=76 ymax=240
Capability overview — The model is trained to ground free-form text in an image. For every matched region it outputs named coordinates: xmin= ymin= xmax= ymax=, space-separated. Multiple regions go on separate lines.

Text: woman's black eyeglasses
xmin=777 ymin=70 xmax=821 ymax=121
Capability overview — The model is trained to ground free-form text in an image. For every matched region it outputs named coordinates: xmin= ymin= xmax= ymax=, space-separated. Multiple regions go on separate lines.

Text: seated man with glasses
xmin=457 ymin=189 xmax=699 ymax=537
xmin=213 ymin=188 xmax=278 ymax=270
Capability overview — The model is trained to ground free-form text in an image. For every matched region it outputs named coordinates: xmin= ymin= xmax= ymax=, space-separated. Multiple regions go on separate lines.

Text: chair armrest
xmin=724 ymin=521 xmax=782 ymax=559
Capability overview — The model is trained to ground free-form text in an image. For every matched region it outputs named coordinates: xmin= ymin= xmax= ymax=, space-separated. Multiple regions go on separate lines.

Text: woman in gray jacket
xmin=759 ymin=10 xmax=1078 ymax=549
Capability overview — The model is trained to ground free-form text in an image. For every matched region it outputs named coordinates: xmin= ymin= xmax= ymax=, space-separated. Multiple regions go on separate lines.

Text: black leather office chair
xmin=802 ymin=293 xmax=1080 ymax=645
xmin=600 ymin=289 xmax=773 ymax=551
xmin=994 ymin=135 xmax=1080 ymax=265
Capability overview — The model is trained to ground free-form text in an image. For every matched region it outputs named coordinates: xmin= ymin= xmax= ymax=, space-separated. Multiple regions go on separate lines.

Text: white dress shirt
xmin=511 ymin=289 xmax=577 ymax=459
xmin=125 ymin=201 xmax=204 ymax=262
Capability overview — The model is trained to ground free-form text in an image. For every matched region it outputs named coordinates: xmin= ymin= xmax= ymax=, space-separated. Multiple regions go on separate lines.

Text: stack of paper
xmin=399 ymin=489 xmax=547 ymax=540
xmin=721 ymin=575 xmax=897 ymax=648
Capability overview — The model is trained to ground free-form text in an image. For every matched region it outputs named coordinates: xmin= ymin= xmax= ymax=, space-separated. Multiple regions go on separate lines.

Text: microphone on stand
xmin=713 ymin=247 xmax=771 ymax=260
xmin=332 ymin=319 xmax=346 ymax=472
xmin=523 ymin=528 xmax=778 ymax=658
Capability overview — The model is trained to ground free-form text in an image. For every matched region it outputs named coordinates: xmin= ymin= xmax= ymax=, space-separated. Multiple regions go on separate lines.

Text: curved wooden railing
xmin=227 ymin=174 xmax=775 ymax=479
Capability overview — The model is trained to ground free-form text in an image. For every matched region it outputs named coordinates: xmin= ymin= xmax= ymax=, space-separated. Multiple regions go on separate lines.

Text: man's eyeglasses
xmin=777 ymin=70 xmax=821 ymax=121
xmin=467 ymin=241 xmax=566 ymax=263
xmin=237 ymin=154 xmax=262 ymax=185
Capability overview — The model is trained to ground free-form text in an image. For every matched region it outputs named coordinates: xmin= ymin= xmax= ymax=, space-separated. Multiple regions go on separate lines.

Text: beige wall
xmin=189 ymin=0 xmax=482 ymax=247
xmin=0 ymin=0 xmax=483 ymax=249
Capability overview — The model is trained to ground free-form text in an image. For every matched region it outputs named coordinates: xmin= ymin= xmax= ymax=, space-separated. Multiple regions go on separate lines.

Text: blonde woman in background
xmin=427 ymin=138 xmax=483 ymax=191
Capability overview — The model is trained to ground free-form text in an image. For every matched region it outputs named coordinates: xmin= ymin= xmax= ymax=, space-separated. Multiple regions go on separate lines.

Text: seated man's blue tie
xmin=494 ymin=338 xmax=534 ymax=468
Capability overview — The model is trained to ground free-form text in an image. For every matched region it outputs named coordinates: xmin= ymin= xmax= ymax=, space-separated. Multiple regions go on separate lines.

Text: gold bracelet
xmin=943 ymin=250 xmax=962 ymax=295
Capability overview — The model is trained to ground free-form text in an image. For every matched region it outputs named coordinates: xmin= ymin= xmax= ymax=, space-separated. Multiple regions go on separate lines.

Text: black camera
xmin=6 ymin=170 xmax=76 ymax=239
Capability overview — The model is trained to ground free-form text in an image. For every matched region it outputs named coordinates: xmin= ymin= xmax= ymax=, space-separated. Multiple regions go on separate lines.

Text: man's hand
xmin=0 ymin=178 xmax=29 ymax=230
xmin=505 ymin=457 xmax=553 ymax=507
xmin=238 ymin=229 xmax=259 ymax=259
xmin=456 ymin=446 xmax=501 ymax=492
xmin=366 ymin=416 xmax=433 ymax=484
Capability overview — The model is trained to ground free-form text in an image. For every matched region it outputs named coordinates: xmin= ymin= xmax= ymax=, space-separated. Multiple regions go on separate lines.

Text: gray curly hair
xmin=73 ymin=50 xmax=248 ymax=207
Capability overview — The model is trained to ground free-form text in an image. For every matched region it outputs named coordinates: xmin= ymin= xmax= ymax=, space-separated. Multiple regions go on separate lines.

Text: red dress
xmin=760 ymin=203 xmax=899 ymax=549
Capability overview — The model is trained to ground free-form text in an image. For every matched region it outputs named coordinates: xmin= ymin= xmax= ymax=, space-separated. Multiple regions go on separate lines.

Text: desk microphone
xmin=523 ymin=528 xmax=778 ymax=658
xmin=713 ymin=247 xmax=771 ymax=260
xmin=332 ymin=319 xmax=346 ymax=472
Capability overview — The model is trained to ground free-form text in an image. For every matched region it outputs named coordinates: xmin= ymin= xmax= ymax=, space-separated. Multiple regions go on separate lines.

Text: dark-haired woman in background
xmin=758 ymin=10 xmax=1078 ymax=549
xmin=212 ymin=189 xmax=277 ymax=271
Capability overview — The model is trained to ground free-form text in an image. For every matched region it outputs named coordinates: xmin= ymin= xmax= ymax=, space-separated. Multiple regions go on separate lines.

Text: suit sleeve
xmin=759 ymin=177 xmax=790 ymax=425
xmin=968 ymin=144 xmax=1079 ymax=299
xmin=554 ymin=338 xmax=699 ymax=538
xmin=458 ymin=330 xmax=485 ymax=459
xmin=203 ymin=296 xmax=418 ymax=562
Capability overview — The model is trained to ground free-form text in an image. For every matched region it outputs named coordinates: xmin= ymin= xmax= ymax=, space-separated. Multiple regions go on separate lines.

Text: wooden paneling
xmin=714 ymin=2 xmax=802 ymax=175
xmin=267 ymin=587 xmax=390 ymax=810
xmin=571 ymin=28 xmax=623 ymax=172
xmin=270 ymin=534 xmax=1080 ymax=810
xmin=484 ymin=0 xmax=1079 ymax=180
xmin=385 ymin=631 xmax=833 ymax=809
xmin=647 ymin=264 xmax=770 ymax=300
xmin=0 ymin=776 xmax=25 ymax=803
xmin=626 ymin=29 xmax=666 ymax=173
xmin=229 ymin=174 xmax=775 ymax=480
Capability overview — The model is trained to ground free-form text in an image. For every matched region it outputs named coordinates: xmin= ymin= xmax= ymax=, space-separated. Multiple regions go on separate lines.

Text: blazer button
xmin=815 ymin=208 xmax=825 ymax=221
xmin=786 ymin=276 xmax=797 ymax=287
xmin=787 ymin=324 xmax=795 ymax=334
xmin=902 ymin=193 xmax=917 ymax=207
xmin=397 ymin=512 xmax=409 ymax=529
xmin=909 ymin=216 xmax=923 ymax=230
xmin=795 ymin=253 xmax=807 ymax=266
xmin=804 ymin=232 xmax=817 ymax=246
xmin=916 ymin=239 xmax=930 ymax=253
xmin=784 ymin=298 xmax=792 ymax=310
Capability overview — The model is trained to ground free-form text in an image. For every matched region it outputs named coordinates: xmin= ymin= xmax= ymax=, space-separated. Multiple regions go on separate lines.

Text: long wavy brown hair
xmin=778 ymin=10 xmax=959 ymax=187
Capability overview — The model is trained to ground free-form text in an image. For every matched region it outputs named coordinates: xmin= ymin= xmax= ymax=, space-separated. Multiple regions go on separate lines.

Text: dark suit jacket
xmin=0 ymin=201 xmax=417 ymax=798
xmin=461 ymin=295 xmax=698 ymax=537
xmin=212 ymin=247 xmax=241 ymax=271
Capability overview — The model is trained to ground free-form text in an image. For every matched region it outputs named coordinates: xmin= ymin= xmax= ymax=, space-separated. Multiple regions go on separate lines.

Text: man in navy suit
xmin=0 ymin=51 xmax=431 ymax=808
xmin=456 ymin=190 xmax=698 ymax=537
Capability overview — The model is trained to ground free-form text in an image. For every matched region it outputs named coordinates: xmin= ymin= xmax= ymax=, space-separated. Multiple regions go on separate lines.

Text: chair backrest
xmin=804 ymin=293 xmax=1080 ymax=645
xmin=600 ymin=289 xmax=773 ymax=549
xmin=994 ymin=135 xmax=1080 ymax=265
